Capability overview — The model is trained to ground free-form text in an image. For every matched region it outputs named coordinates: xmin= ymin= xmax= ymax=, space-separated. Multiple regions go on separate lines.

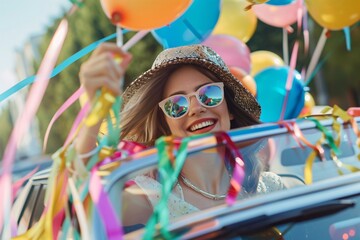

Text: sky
xmin=0 ymin=0 xmax=71 ymax=105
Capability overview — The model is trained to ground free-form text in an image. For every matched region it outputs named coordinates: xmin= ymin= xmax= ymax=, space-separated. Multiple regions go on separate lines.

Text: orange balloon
xmin=100 ymin=0 xmax=193 ymax=30
xmin=229 ymin=66 xmax=257 ymax=96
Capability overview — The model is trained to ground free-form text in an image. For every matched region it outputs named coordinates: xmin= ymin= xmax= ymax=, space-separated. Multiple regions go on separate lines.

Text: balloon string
xmin=280 ymin=41 xmax=299 ymax=120
xmin=343 ymin=27 xmax=351 ymax=51
xmin=305 ymin=28 xmax=327 ymax=82
xmin=123 ymin=30 xmax=149 ymax=51
xmin=282 ymin=28 xmax=289 ymax=65
xmin=302 ymin=2 xmax=309 ymax=55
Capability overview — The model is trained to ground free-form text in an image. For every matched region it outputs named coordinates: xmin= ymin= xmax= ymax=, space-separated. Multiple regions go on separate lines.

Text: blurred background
xmin=0 ymin=0 xmax=359 ymax=162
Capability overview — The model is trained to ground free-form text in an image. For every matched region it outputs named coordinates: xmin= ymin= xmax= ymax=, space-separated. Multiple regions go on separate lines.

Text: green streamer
xmin=307 ymin=117 xmax=340 ymax=155
xmin=69 ymin=0 xmax=84 ymax=8
xmin=143 ymin=133 xmax=210 ymax=239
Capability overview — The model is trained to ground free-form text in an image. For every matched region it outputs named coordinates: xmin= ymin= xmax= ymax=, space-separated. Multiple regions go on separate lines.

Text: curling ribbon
xmin=89 ymin=165 xmax=123 ymax=239
xmin=326 ymin=105 xmax=360 ymax=172
xmin=214 ymin=132 xmax=246 ymax=206
xmin=302 ymin=105 xmax=360 ymax=184
xmin=2 ymin=18 xmax=69 ymax=239
xmin=144 ymin=136 xmax=190 ymax=240
xmin=43 ymin=87 xmax=84 ymax=151
xmin=144 ymin=132 xmax=245 ymax=239
xmin=0 ymin=33 xmax=118 ymax=103
xmin=284 ymin=120 xmax=326 ymax=184
xmin=69 ymin=0 xmax=84 ymax=8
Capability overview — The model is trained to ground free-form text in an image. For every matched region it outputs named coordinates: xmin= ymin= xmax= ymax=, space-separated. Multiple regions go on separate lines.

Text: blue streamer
xmin=343 ymin=27 xmax=351 ymax=51
xmin=0 ymin=31 xmax=132 ymax=103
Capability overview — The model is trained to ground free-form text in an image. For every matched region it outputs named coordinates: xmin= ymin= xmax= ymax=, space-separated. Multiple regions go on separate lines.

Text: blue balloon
xmin=254 ymin=66 xmax=305 ymax=122
xmin=151 ymin=0 xmax=221 ymax=48
xmin=267 ymin=0 xmax=295 ymax=6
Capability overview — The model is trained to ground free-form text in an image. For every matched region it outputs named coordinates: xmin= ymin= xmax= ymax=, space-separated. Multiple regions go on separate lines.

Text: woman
xmin=77 ymin=43 xmax=285 ymax=226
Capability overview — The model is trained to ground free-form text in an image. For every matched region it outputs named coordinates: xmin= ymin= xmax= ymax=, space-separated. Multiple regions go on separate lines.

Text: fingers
xmin=79 ymin=43 xmax=133 ymax=100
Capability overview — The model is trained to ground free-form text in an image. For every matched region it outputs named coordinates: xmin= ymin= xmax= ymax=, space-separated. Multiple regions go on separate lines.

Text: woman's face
xmin=162 ymin=66 xmax=233 ymax=138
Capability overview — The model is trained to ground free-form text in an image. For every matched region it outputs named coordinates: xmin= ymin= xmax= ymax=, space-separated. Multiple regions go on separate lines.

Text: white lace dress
xmin=133 ymin=171 xmax=285 ymax=221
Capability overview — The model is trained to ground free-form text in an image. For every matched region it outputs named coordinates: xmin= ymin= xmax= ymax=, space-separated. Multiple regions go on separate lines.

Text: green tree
xmin=37 ymin=0 xmax=162 ymax=154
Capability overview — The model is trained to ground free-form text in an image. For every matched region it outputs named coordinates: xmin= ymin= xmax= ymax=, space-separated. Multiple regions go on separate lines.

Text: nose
xmin=188 ymin=96 xmax=206 ymax=117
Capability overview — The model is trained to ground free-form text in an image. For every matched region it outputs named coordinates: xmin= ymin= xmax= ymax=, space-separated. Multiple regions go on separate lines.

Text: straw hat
xmin=123 ymin=45 xmax=261 ymax=119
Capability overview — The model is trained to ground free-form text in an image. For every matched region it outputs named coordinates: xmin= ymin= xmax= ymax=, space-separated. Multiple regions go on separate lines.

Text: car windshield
xmin=102 ymin=117 xmax=360 ymax=237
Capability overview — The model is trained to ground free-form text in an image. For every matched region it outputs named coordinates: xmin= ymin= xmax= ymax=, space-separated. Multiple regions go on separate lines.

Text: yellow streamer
xmin=85 ymin=88 xmax=116 ymax=127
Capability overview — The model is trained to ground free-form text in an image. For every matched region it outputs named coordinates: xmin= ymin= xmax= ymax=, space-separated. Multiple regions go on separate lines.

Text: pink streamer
xmin=89 ymin=168 xmax=124 ymax=240
xmin=43 ymin=87 xmax=84 ymax=152
xmin=302 ymin=5 xmax=309 ymax=55
xmin=280 ymin=41 xmax=299 ymax=121
xmin=0 ymin=19 xmax=68 ymax=235
xmin=63 ymin=102 xmax=90 ymax=147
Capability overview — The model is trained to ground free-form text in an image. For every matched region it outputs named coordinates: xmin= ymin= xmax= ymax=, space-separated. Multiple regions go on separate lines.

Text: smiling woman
xmin=76 ymin=43 xmax=286 ymax=227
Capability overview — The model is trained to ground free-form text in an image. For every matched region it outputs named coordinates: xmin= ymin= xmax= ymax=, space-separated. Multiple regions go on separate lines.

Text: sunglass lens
xmin=199 ymin=85 xmax=223 ymax=107
xmin=163 ymin=95 xmax=188 ymax=118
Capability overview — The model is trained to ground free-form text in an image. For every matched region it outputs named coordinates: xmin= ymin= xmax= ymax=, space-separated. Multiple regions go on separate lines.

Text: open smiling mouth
xmin=189 ymin=120 xmax=216 ymax=132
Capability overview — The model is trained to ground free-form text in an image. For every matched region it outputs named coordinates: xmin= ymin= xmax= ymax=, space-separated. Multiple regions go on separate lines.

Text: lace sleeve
xmin=257 ymin=172 xmax=286 ymax=193
xmin=133 ymin=175 xmax=199 ymax=220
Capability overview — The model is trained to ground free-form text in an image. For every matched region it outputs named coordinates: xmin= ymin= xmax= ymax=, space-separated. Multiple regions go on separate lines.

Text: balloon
xmin=203 ymin=34 xmax=251 ymax=73
xmin=100 ymin=0 xmax=193 ymax=30
xmin=253 ymin=0 xmax=302 ymax=28
xmin=250 ymin=51 xmax=284 ymax=76
xmin=152 ymin=0 xmax=221 ymax=48
xmin=254 ymin=66 xmax=305 ymax=122
xmin=267 ymin=0 xmax=295 ymax=5
xmin=298 ymin=92 xmax=315 ymax=117
xmin=213 ymin=0 xmax=257 ymax=43
xmin=305 ymin=0 xmax=360 ymax=30
xmin=229 ymin=67 xmax=257 ymax=96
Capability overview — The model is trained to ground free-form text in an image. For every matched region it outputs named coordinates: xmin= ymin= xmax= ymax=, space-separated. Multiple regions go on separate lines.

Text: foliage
xmin=37 ymin=0 xmax=162 ymax=153
xmin=0 ymin=108 xmax=13 ymax=156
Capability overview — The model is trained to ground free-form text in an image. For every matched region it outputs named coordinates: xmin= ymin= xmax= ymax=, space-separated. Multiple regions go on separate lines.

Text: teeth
xmin=190 ymin=120 xmax=214 ymax=132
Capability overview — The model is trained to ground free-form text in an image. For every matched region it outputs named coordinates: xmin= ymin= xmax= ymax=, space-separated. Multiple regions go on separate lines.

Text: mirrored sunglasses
xmin=158 ymin=82 xmax=224 ymax=119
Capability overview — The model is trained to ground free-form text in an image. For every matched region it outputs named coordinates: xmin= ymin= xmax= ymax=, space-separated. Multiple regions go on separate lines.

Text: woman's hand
xmin=79 ymin=42 xmax=132 ymax=100
xmin=76 ymin=43 xmax=132 ymax=162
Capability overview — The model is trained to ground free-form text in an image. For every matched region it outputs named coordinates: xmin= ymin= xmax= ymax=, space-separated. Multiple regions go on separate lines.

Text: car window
xmin=104 ymin=119 xmax=360 ymax=236
xmin=16 ymin=181 xmax=47 ymax=234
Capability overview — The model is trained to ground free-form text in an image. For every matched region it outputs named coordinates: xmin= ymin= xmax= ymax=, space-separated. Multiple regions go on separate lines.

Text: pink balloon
xmin=253 ymin=0 xmax=302 ymax=28
xmin=202 ymin=34 xmax=251 ymax=74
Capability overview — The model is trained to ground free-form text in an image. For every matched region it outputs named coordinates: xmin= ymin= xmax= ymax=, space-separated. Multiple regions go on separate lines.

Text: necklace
xmin=180 ymin=174 xmax=227 ymax=200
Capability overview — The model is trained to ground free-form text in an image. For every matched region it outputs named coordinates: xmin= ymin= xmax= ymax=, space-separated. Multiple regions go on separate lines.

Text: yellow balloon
xmin=79 ymin=93 xmax=115 ymax=135
xmin=299 ymin=92 xmax=316 ymax=117
xmin=250 ymin=50 xmax=285 ymax=76
xmin=213 ymin=0 xmax=257 ymax=43
xmin=305 ymin=0 xmax=360 ymax=30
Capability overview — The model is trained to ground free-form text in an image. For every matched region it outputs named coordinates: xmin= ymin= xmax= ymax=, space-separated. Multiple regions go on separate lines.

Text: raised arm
xmin=75 ymin=42 xmax=132 ymax=163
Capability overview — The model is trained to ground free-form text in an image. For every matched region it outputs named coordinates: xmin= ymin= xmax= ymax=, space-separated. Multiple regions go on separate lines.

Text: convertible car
xmin=12 ymin=112 xmax=360 ymax=239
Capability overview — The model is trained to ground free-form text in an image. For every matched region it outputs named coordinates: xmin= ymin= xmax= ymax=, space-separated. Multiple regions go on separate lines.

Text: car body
xmin=12 ymin=115 xmax=360 ymax=239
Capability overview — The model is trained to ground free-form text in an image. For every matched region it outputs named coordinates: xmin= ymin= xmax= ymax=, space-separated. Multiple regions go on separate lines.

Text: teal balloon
xmin=151 ymin=0 xmax=221 ymax=48
xmin=255 ymin=66 xmax=305 ymax=122
xmin=267 ymin=0 xmax=295 ymax=5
